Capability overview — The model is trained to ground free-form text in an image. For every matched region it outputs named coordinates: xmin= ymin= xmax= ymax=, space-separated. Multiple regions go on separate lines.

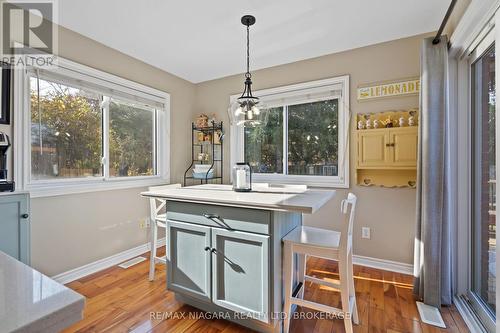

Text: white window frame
xmin=449 ymin=0 xmax=499 ymax=332
xmin=13 ymin=57 xmax=171 ymax=198
xmin=229 ymin=75 xmax=349 ymax=188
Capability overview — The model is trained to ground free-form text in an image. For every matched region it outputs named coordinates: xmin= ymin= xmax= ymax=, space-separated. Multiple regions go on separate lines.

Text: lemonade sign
xmin=357 ymin=78 xmax=420 ymax=101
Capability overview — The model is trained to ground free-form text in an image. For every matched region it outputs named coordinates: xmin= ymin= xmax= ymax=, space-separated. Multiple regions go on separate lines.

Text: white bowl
xmin=194 ymin=164 xmax=212 ymax=172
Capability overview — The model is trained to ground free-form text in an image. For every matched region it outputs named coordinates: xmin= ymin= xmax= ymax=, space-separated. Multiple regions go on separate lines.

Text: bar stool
xmin=282 ymin=193 xmax=358 ymax=333
xmin=148 ymin=183 xmax=181 ymax=281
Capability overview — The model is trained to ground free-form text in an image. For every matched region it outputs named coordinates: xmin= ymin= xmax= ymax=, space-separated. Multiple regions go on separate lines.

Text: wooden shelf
xmin=356 ymin=111 xmax=418 ymax=188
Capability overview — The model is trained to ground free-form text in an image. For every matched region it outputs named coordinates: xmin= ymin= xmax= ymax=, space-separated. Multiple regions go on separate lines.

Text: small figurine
xmin=384 ymin=116 xmax=394 ymax=128
xmin=373 ymin=119 xmax=380 ymax=128
xmin=357 ymin=120 xmax=365 ymax=130
xmin=408 ymin=116 xmax=416 ymax=126
xmin=399 ymin=116 xmax=405 ymax=127
xmin=365 ymin=118 xmax=372 ymax=129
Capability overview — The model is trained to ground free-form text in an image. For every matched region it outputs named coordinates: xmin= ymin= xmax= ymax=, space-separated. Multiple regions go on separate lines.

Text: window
xmin=30 ymin=78 xmax=103 ymax=180
xmin=108 ymin=98 xmax=155 ymax=178
xmin=231 ymin=76 xmax=349 ymax=187
xmin=470 ymin=41 xmax=496 ymax=326
xmin=16 ymin=58 xmax=170 ymax=197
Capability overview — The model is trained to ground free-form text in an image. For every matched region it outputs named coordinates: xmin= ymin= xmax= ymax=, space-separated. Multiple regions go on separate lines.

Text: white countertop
xmin=141 ymin=184 xmax=335 ymax=214
xmin=0 ymin=191 xmax=28 ymax=197
xmin=0 ymin=251 xmax=85 ymax=333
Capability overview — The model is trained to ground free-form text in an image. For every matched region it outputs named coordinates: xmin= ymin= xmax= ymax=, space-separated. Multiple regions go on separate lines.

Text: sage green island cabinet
xmin=142 ymin=184 xmax=335 ymax=333
xmin=0 ymin=192 xmax=30 ymax=265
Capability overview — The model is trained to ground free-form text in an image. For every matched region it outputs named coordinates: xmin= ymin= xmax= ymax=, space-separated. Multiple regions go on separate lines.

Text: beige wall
xmin=6 ymin=19 xmax=451 ymax=273
xmin=27 ymin=26 xmax=196 ymax=276
xmin=195 ymin=34 xmax=430 ymax=264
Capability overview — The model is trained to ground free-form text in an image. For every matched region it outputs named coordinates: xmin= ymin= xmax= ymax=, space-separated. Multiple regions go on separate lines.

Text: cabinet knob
xmin=211 ymin=248 xmax=217 ymax=254
xmin=204 ymin=246 xmax=210 ymax=251
xmin=21 ymin=213 xmax=29 ymax=219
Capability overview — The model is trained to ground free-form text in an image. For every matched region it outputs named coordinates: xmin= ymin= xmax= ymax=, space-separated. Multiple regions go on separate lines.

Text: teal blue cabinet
xmin=166 ymin=201 xmax=301 ymax=333
xmin=212 ymin=228 xmax=269 ymax=323
xmin=0 ymin=193 xmax=30 ymax=265
xmin=167 ymin=220 xmax=211 ymax=302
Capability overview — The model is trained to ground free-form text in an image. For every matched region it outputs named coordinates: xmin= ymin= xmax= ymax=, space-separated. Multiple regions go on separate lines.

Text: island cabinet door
xmin=167 ymin=220 xmax=212 ymax=302
xmin=211 ymin=228 xmax=270 ymax=323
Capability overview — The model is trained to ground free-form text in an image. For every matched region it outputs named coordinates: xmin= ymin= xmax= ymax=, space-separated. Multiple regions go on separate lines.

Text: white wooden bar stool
xmin=148 ymin=183 xmax=181 ymax=281
xmin=282 ymin=193 xmax=358 ymax=333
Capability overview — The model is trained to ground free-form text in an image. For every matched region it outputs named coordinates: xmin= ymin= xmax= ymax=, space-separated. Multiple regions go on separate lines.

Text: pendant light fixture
xmin=234 ymin=15 xmax=261 ymax=126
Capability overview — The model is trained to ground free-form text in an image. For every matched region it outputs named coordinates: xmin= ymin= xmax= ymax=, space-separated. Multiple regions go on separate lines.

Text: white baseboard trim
xmin=353 ymin=254 xmax=414 ymax=275
xmin=52 ymin=238 xmax=166 ymax=285
xmin=52 ymin=241 xmax=411 ymax=285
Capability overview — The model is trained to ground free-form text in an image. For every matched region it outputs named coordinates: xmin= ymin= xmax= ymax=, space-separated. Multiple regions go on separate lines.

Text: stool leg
xmin=283 ymin=243 xmax=294 ymax=333
xmin=348 ymin=253 xmax=359 ymax=324
xmin=339 ymin=258 xmax=353 ymax=333
xmin=297 ymin=253 xmax=306 ymax=299
xmin=149 ymin=221 xmax=158 ymax=281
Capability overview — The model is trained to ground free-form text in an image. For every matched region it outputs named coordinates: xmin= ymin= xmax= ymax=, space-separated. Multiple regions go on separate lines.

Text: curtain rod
xmin=433 ymin=0 xmax=457 ymax=44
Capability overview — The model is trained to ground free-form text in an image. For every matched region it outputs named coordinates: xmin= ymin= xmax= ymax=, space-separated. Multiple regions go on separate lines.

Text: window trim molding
xmin=449 ymin=1 xmax=498 ymax=331
xmin=229 ymin=75 xmax=350 ymax=188
xmin=13 ymin=57 xmax=171 ymax=198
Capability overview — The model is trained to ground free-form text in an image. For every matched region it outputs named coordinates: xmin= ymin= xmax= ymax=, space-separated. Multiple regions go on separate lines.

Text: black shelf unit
xmin=183 ymin=121 xmax=223 ymax=186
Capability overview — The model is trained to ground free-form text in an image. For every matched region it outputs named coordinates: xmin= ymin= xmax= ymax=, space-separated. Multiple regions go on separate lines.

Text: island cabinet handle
xmin=203 ymin=213 xmax=220 ymax=219
xmin=203 ymin=213 xmax=234 ymax=231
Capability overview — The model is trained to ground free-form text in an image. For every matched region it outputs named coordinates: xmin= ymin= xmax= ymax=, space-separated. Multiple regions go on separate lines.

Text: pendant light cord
xmin=246 ymin=24 xmax=251 ymax=78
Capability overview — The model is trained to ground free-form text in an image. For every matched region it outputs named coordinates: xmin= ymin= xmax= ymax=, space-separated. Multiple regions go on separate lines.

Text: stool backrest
xmin=148 ymin=183 xmax=181 ymax=221
xmin=340 ymin=193 xmax=357 ymax=255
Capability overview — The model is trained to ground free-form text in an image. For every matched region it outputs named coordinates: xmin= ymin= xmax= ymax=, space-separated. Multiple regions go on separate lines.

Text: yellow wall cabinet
xmin=356 ymin=127 xmax=418 ymax=187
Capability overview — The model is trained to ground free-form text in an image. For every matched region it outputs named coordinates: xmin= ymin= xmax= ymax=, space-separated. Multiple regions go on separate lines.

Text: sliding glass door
xmin=470 ymin=39 xmax=496 ymax=330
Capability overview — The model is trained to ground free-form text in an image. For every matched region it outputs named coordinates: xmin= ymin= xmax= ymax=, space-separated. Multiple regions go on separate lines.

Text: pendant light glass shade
xmin=229 ymin=15 xmax=266 ymax=127
xmin=229 ymin=98 xmax=268 ymax=127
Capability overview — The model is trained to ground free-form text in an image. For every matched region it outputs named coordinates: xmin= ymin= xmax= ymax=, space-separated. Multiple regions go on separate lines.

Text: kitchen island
xmin=141 ymin=184 xmax=335 ymax=333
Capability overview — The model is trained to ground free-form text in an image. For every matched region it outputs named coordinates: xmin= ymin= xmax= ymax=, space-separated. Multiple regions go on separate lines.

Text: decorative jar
xmin=232 ymin=163 xmax=252 ymax=192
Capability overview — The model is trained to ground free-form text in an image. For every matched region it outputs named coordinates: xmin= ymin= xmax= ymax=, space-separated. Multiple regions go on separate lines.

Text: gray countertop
xmin=0 ymin=251 xmax=85 ymax=333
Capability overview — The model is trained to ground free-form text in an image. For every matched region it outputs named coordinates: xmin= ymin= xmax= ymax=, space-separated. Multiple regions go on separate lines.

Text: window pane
xmin=109 ymin=99 xmax=155 ymax=177
xmin=472 ymin=44 xmax=496 ymax=316
xmin=244 ymin=107 xmax=283 ymax=174
xmin=30 ymin=77 xmax=103 ymax=180
xmin=288 ymin=99 xmax=338 ymax=176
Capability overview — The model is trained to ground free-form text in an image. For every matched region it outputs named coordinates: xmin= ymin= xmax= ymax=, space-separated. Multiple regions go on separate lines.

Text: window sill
xmin=250 ymin=174 xmax=349 ymax=188
xmin=26 ymin=176 xmax=169 ymax=198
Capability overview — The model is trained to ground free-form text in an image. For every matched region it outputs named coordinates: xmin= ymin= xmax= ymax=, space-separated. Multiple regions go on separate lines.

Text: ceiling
xmin=58 ymin=0 xmax=449 ymax=83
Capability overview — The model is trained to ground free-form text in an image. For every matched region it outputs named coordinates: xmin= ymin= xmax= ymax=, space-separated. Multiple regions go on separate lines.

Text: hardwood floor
xmin=63 ymin=249 xmax=469 ymax=333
